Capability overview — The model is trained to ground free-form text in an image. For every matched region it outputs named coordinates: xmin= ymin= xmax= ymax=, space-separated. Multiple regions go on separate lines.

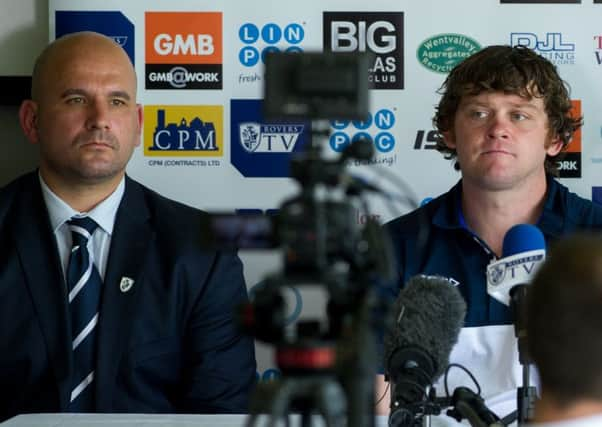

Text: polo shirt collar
xmin=431 ymin=175 xmax=564 ymax=238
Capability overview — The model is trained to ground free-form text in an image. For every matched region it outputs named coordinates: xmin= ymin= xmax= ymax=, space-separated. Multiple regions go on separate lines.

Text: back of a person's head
xmin=528 ymin=234 xmax=602 ymax=406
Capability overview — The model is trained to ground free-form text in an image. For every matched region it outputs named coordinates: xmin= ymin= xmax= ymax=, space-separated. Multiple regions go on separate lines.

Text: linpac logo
xmin=323 ymin=12 xmax=404 ymax=89
xmin=557 ymin=100 xmax=582 ymax=178
xmin=55 ymin=11 xmax=135 ymax=65
xmin=238 ymin=22 xmax=305 ymax=67
xmin=330 ymin=109 xmax=396 ymax=155
xmin=231 ymin=99 xmax=309 ymax=177
xmin=417 ymin=34 xmax=481 ymax=74
xmin=144 ymin=106 xmax=223 ymax=158
xmin=510 ymin=32 xmax=576 ymax=65
xmin=145 ymin=12 xmax=222 ymax=90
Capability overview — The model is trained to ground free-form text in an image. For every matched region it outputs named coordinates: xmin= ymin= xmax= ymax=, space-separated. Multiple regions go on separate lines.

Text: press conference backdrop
xmin=49 ymin=0 xmax=602 ymax=379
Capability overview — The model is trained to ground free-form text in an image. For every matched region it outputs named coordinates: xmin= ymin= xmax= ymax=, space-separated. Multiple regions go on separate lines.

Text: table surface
xmin=0 ymin=413 xmax=391 ymax=427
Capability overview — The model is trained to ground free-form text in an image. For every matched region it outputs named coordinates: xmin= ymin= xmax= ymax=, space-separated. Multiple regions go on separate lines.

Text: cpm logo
xmin=145 ymin=12 xmax=222 ymax=89
xmin=510 ymin=32 xmax=576 ymax=65
xmin=238 ymin=22 xmax=305 ymax=67
xmin=55 ymin=11 xmax=135 ymax=65
xmin=556 ymin=100 xmax=582 ymax=178
xmin=323 ymin=12 xmax=403 ymax=89
xmin=231 ymin=99 xmax=309 ymax=178
xmin=329 ymin=109 xmax=396 ymax=154
xmin=143 ymin=106 xmax=223 ymax=157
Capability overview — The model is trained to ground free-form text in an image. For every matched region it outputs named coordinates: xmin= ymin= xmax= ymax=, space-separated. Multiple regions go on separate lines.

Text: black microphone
xmin=448 ymin=387 xmax=504 ymax=427
xmin=384 ymin=275 xmax=467 ymax=427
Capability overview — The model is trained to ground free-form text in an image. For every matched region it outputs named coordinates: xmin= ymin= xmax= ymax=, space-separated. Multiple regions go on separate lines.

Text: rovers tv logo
xmin=144 ymin=106 xmax=223 ymax=157
xmin=239 ymin=123 xmax=304 ymax=154
xmin=145 ymin=12 xmax=223 ymax=89
xmin=231 ymin=99 xmax=309 ymax=177
xmin=323 ymin=12 xmax=404 ymax=89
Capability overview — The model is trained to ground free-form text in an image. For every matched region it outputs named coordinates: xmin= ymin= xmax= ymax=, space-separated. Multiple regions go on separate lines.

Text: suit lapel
xmin=95 ymin=177 xmax=154 ymax=410
xmin=12 ymin=174 xmax=73 ymax=408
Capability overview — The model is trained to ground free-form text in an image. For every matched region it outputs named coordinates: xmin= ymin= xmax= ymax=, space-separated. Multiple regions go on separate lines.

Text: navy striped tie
xmin=66 ymin=216 xmax=102 ymax=411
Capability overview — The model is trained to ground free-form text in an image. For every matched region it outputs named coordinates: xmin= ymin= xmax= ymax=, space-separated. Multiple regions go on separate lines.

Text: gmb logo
xmin=238 ymin=22 xmax=305 ymax=67
xmin=329 ymin=109 xmax=396 ymax=153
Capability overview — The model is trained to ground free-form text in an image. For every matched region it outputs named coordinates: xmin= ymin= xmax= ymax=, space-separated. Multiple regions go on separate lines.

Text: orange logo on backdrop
xmin=145 ymin=12 xmax=222 ymax=65
xmin=566 ymin=100 xmax=581 ymax=153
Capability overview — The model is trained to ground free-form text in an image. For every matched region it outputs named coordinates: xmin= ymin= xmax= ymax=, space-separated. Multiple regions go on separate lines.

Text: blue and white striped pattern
xmin=66 ymin=216 xmax=102 ymax=411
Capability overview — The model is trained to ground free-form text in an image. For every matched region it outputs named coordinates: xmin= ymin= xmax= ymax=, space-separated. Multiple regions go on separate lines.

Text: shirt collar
xmin=39 ymin=173 xmax=125 ymax=235
xmin=537 ymin=175 xmax=564 ymax=237
xmin=433 ymin=175 xmax=562 ymax=236
xmin=432 ymin=179 xmax=464 ymax=230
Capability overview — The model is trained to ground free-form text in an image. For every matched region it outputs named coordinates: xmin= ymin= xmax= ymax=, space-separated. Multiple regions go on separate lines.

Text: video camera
xmin=203 ymin=51 xmax=390 ymax=294
xmin=203 ymin=51 xmax=393 ymax=427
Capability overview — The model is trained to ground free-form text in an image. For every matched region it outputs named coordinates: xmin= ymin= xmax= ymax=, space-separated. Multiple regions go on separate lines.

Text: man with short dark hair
xmin=0 ymin=31 xmax=256 ymax=421
xmin=377 ymin=45 xmax=602 ymax=422
xmin=528 ymin=234 xmax=602 ymax=426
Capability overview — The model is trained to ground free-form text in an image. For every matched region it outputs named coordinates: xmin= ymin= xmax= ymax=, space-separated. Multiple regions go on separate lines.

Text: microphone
xmin=486 ymin=224 xmax=546 ymax=364
xmin=486 ymin=224 xmax=546 ymax=307
xmin=384 ymin=275 xmax=467 ymax=427
xmin=486 ymin=224 xmax=545 ymax=425
xmin=448 ymin=387 xmax=504 ymax=427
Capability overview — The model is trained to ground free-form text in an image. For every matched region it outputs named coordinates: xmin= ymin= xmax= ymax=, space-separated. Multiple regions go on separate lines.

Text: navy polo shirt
xmin=384 ymin=176 xmax=602 ymax=327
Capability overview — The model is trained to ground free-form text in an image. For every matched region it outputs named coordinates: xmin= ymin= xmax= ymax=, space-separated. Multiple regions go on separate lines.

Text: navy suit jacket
xmin=0 ymin=172 xmax=256 ymax=421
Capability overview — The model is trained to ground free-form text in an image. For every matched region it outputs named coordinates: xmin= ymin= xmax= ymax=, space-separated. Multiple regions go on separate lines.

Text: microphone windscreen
xmin=384 ymin=275 xmax=467 ymax=380
xmin=502 ymin=224 xmax=545 ymax=257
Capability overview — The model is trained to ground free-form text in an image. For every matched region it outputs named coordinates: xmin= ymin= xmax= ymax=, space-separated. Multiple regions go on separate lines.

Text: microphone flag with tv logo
xmin=487 ymin=224 xmax=546 ymax=306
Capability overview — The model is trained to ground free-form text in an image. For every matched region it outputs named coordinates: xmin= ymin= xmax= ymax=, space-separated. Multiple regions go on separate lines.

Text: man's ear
xmin=134 ymin=103 xmax=143 ymax=147
xmin=546 ymin=134 xmax=564 ymax=156
xmin=442 ymin=130 xmax=456 ymax=149
xmin=19 ymin=100 xmax=40 ymax=144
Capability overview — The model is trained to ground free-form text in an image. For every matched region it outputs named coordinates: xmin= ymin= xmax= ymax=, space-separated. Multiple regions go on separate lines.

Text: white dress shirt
xmin=39 ymin=173 xmax=125 ymax=281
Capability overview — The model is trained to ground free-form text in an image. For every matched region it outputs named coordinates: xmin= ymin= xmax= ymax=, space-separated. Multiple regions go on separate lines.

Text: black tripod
xmin=510 ymin=285 xmax=537 ymax=426
xmin=244 ymin=277 xmax=379 ymax=427
xmin=245 ymin=372 xmax=347 ymax=427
